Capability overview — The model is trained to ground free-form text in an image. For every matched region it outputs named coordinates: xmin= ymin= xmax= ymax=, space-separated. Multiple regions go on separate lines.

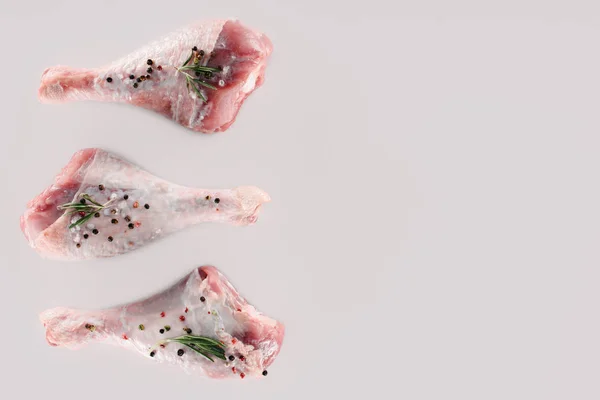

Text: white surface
xmin=1 ymin=1 xmax=600 ymax=399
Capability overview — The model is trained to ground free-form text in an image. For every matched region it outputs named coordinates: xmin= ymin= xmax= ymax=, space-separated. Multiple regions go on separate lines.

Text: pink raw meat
xmin=40 ymin=266 xmax=285 ymax=379
xmin=21 ymin=148 xmax=270 ymax=260
xmin=38 ymin=20 xmax=272 ymax=133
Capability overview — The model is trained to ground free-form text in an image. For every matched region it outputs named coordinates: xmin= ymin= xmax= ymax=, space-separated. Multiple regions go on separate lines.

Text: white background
xmin=1 ymin=1 xmax=600 ymax=399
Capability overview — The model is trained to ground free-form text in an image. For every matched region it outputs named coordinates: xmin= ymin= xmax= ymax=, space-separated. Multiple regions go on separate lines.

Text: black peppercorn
xmin=228 ymin=355 xmax=235 ymax=361
xmin=80 ymin=198 xmax=86 ymax=204
xmin=200 ymin=296 xmax=206 ymax=302
xmin=214 ymin=198 xmax=220 ymax=204
xmin=128 ymin=223 xmax=134 ymax=229
xmin=145 ymin=74 xmax=150 ymax=79
xmin=129 ymin=74 xmax=135 ymax=79
xmin=107 ymin=236 xmax=113 ymax=242
xmin=218 ymin=65 xmax=223 ymax=71
xmin=133 ymin=83 xmax=138 ymax=88
xmin=136 ymin=77 xmax=141 ymax=82
xmin=124 ymin=194 xmax=129 ymax=200
xmin=184 ymin=328 xmax=192 ymax=334
xmin=83 ymin=234 xmax=89 ymax=239
xmin=147 ymin=67 xmax=153 ymax=74
xmin=204 ymin=72 xmax=212 ymax=79
xmin=144 ymin=204 xmax=150 ymax=209
xmin=92 ymin=229 xmax=99 ymax=235
xmin=159 ymin=329 xmax=165 ymax=334
xmin=147 ymin=59 xmax=153 ymax=65
xmin=76 ymin=243 xmax=81 ymax=248
xmin=99 ymin=184 xmax=105 ymax=190
xmin=177 ymin=349 xmax=184 ymax=356
xmin=94 ymin=213 xmax=100 ymax=218
xmin=150 ymin=351 xmax=155 ymax=357
xmin=106 ymin=77 xmax=113 ymax=83
xmin=125 ymin=216 xmax=131 ymax=222
xmin=111 ymin=219 xmax=118 ymax=224
xmin=192 ymin=46 xmax=198 ymax=51
xmin=199 ymin=50 xmax=205 ymax=56
xmin=262 ymin=370 xmax=268 ymax=376
xmin=195 ymin=71 xmax=201 ymax=77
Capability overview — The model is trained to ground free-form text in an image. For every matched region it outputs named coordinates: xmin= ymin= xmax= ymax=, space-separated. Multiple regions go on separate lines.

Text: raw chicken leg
xmin=21 ymin=148 xmax=270 ymax=260
xmin=40 ymin=266 xmax=285 ymax=379
xmin=38 ymin=20 xmax=272 ymax=133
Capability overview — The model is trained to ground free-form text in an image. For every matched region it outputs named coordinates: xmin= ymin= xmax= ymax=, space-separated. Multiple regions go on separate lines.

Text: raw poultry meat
xmin=38 ymin=20 xmax=272 ymax=133
xmin=21 ymin=148 xmax=270 ymax=260
xmin=40 ymin=266 xmax=285 ymax=379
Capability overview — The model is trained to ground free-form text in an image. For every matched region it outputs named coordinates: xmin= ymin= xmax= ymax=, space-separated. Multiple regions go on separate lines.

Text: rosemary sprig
xmin=58 ymin=193 xmax=115 ymax=229
xmin=162 ymin=335 xmax=226 ymax=362
xmin=177 ymin=49 xmax=221 ymax=103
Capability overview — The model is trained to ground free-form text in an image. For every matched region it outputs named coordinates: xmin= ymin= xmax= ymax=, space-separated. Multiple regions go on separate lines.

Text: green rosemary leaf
xmin=81 ymin=194 xmax=104 ymax=207
xmin=193 ymin=79 xmax=217 ymax=90
xmin=182 ymin=51 xmax=193 ymax=67
xmin=68 ymin=212 xmax=95 ymax=229
xmin=165 ymin=334 xmax=226 ymax=362
xmin=179 ymin=65 xmax=221 ymax=73
xmin=189 ymin=79 xmax=208 ymax=103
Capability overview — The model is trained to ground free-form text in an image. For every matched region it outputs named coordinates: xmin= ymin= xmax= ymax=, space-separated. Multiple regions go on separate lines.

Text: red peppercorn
xmin=157 ymin=65 xmax=163 ymax=71
xmin=179 ymin=315 xmax=185 ymax=321
xmin=239 ymin=355 xmax=245 ymax=361
xmin=160 ymin=312 xmax=166 ymax=318
xmin=184 ymin=307 xmax=189 ymax=313
xmin=232 ymin=367 xmax=236 ymax=373
xmin=240 ymin=373 xmax=245 ymax=379
xmin=122 ymin=334 xmax=128 ymax=340
xmin=232 ymin=338 xmax=237 ymax=344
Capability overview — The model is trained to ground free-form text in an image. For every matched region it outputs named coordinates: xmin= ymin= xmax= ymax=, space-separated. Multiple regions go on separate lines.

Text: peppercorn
xmin=200 ymin=296 xmax=206 ymax=302
xmin=184 ymin=328 xmax=192 ymax=334
xmin=150 ymin=351 xmax=155 ymax=357
xmin=159 ymin=329 xmax=165 ymax=334
xmin=137 ymin=77 xmax=142 ymax=82
xmin=147 ymin=67 xmax=153 ymax=73
xmin=76 ymin=243 xmax=81 ymax=248
xmin=262 ymin=370 xmax=268 ymax=376
xmin=199 ymin=50 xmax=205 ymax=56
xmin=80 ymin=198 xmax=86 ymax=204
xmin=204 ymin=71 xmax=212 ymax=79
xmin=144 ymin=204 xmax=150 ymax=209
xmin=214 ymin=198 xmax=220 ymax=204
xmin=177 ymin=349 xmax=184 ymax=356
xmin=133 ymin=83 xmax=138 ymax=88
xmin=228 ymin=355 xmax=235 ymax=361
xmin=111 ymin=219 xmax=118 ymax=224
xmin=147 ymin=59 xmax=153 ymax=65
xmin=133 ymin=201 xmax=139 ymax=208
xmin=129 ymin=74 xmax=135 ymax=79
xmin=99 ymin=184 xmax=105 ymax=191
xmin=83 ymin=234 xmax=89 ymax=239
xmin=164 ymin=325 xmax=171 ymax=332
xmin=94 ymin=213 xmax=100 ymax=218
xmin=192 ymin=46 xmax=198 ymax=51
xmin=124 ymin=194 xmax=129 ymax=200
xmin=139 ymin=324 xmax=145 ymax=330
xmin=128 ymin=223 xmax=134 ymax=229
xmin=157 ymin=65 xmax=163 ymax=71
xmin=218 ymin=65 xmax=223 ymax=71
xmin=145 ymin=74 xmax=150 ymax=79
xmin=106 ymin=77 xmax=113 ymax=83
xmin=92 ymin=229 xmax=99 ymax=235
xmin=108 ymin=236 xmax=113 ymax=242
xmin=111 ymin=209 xmax=117 ymax=215
xmin=125 ymin=216 xmax=131 ymax=222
